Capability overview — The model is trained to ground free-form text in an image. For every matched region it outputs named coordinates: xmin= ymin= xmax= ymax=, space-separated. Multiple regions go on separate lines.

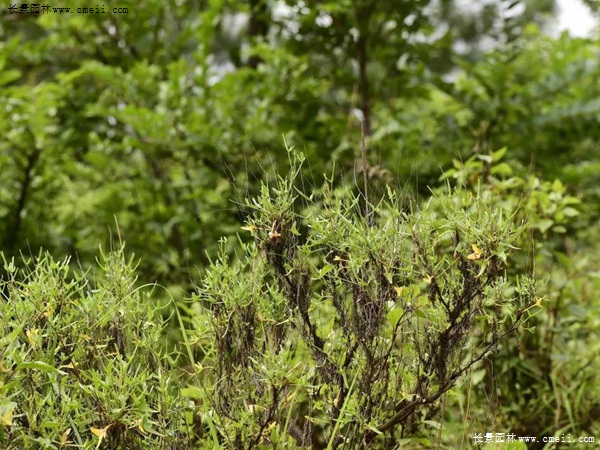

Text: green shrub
xmin=440 ymin=146 xmax=600 ymax=444
xmin=5 ymin=153 xmax=592 ymax=448
xmin=188 ymin=151 xmax=540 ymax=448
xmin=0 ymin=247 xmax=195 ymax=449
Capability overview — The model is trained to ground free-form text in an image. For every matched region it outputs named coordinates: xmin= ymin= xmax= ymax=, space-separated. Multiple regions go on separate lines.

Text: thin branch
xmin=359 ymin=317 xmax=524 ymax=447
xmin=5 ymin=143 xmax=41 ymax=251
xmin=360 ymin=117 xmax=373 ymax=226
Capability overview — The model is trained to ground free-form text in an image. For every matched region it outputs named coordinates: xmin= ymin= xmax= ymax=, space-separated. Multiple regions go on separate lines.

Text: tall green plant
xmin=189 ymin=151 xmax=539 ymax=448
xmin=439 ymin=146 xmax=600 ymax=445
xmin=0 ymin=247 xmax=195 ymax=449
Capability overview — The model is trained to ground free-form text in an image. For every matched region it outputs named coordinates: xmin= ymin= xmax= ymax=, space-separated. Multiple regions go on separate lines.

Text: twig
xmin=360 ymin=117 xmax=373 ymax=226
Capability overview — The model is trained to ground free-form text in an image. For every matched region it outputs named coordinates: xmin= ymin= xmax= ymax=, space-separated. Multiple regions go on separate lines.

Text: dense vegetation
xmin=1 ymin=0 xmax=599 ymax=448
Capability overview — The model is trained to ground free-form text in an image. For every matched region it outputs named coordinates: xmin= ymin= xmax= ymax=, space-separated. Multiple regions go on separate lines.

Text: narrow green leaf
xmin=492 ymin=146 xmax=507 ymax=162
xmin=16 ymin=361 xmax=67 ymax=376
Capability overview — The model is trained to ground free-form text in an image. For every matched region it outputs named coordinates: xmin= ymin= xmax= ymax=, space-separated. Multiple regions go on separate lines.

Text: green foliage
xmin=0 ymin=248 xmax=196 ymax=449
xmin=189 ymin=154 xmax=539 ymax=447
xmin=2 ymin=1 xmax=598 ymax=286
xmin=437 ymin=145 xmax=600 ymax=442
xmin=1 ymin=0 xmax=599 ymax=446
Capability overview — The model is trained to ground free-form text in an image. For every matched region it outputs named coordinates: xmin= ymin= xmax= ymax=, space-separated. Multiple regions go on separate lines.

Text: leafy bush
xmin=0 ymin=247 xmax=195 ymax=449
xmin=2 ymin=152 xmax=596 ymax=448
xmin=188 ymin=152 xmax=540 ymax=447
xmin=439 ymin=145 xmax=600 ymax=444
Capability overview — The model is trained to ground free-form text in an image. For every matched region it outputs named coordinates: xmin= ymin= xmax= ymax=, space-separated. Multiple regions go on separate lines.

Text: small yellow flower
xmin=467 ymin=243 xmax=482 ymax=260
xmin=1 ymin=409 xmax=13 ymax=426
xmin=134 ymin=418 xmax=146 ymax=434
xmin=268 ymin=230 xmax=281 ymax=239
xmin=268 ymin=221 xmax=281 ymax=240
xmin=91 ymin=425 xmax=111 ymax=448
xmin=26 ymin=328 xmax=40 ymax=349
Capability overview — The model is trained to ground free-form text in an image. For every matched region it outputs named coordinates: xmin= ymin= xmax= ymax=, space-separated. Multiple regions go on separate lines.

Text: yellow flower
xmin=90 ymin=425 xmax=111 ymax=448
xmin=467 ymin=243 xmax=482 ymax=260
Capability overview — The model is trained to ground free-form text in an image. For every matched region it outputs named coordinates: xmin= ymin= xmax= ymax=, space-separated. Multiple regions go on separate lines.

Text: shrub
xmin=0 ymin=247 xmax=194 ymax=449
xmin=189 ymin=151 xmax=540 ymax=448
